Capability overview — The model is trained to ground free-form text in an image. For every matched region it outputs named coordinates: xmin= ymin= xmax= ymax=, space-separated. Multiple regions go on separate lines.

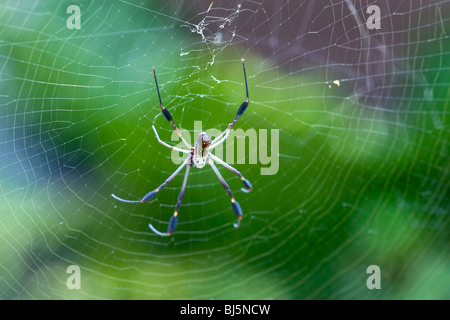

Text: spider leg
xmin=152 ymin=125 xmax=191 ymax=154
xmin=209 ymin=130 xmax=230 ymax=150
xmin=208 ymin=153 xmax=252 ymax=193
xmin=210 ymin=59 xmax=249 ymax=146
xmin=153 ymin=67 xmax=191 ymax=149
xmin=207 ymin=157 xmax=243 ymax=228
xmin=149 ymin=157 xmax=191 ymax=236
xmin=111 ymin=155 xmax=191 ymax=204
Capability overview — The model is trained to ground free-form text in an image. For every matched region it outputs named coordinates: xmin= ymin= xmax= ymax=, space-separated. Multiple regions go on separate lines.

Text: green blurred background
xmin=0 ymin=0 xmax=448 ymax=299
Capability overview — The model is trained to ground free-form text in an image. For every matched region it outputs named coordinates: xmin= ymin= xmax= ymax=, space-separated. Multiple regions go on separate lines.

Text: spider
xmin=111 ymin=59 xmax=252 ymax=236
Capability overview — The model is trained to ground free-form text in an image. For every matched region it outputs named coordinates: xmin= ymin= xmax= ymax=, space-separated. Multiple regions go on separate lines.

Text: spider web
xmin=1 ymin=0 xmax=449 ymax=299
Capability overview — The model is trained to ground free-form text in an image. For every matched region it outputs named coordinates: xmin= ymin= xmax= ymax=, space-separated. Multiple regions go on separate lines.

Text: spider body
xmin=112 ymin=60 xmax=251 ymax=236
xmin=192 ymin=132 xmax=211 ymax=168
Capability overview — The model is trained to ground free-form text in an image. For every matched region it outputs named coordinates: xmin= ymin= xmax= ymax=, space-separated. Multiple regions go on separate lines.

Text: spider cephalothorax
xmin=112 ymin=60 xmax=251 ymax=236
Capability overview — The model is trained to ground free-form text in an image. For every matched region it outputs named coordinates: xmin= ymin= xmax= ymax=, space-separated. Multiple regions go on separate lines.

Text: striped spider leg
xmin=112 ymin=60 xmax=251 ymax=236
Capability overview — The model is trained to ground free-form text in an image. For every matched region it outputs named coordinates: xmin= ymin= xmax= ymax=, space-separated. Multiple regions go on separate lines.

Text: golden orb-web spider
xmin=112 ymin=60 xmax=252 ymax=236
